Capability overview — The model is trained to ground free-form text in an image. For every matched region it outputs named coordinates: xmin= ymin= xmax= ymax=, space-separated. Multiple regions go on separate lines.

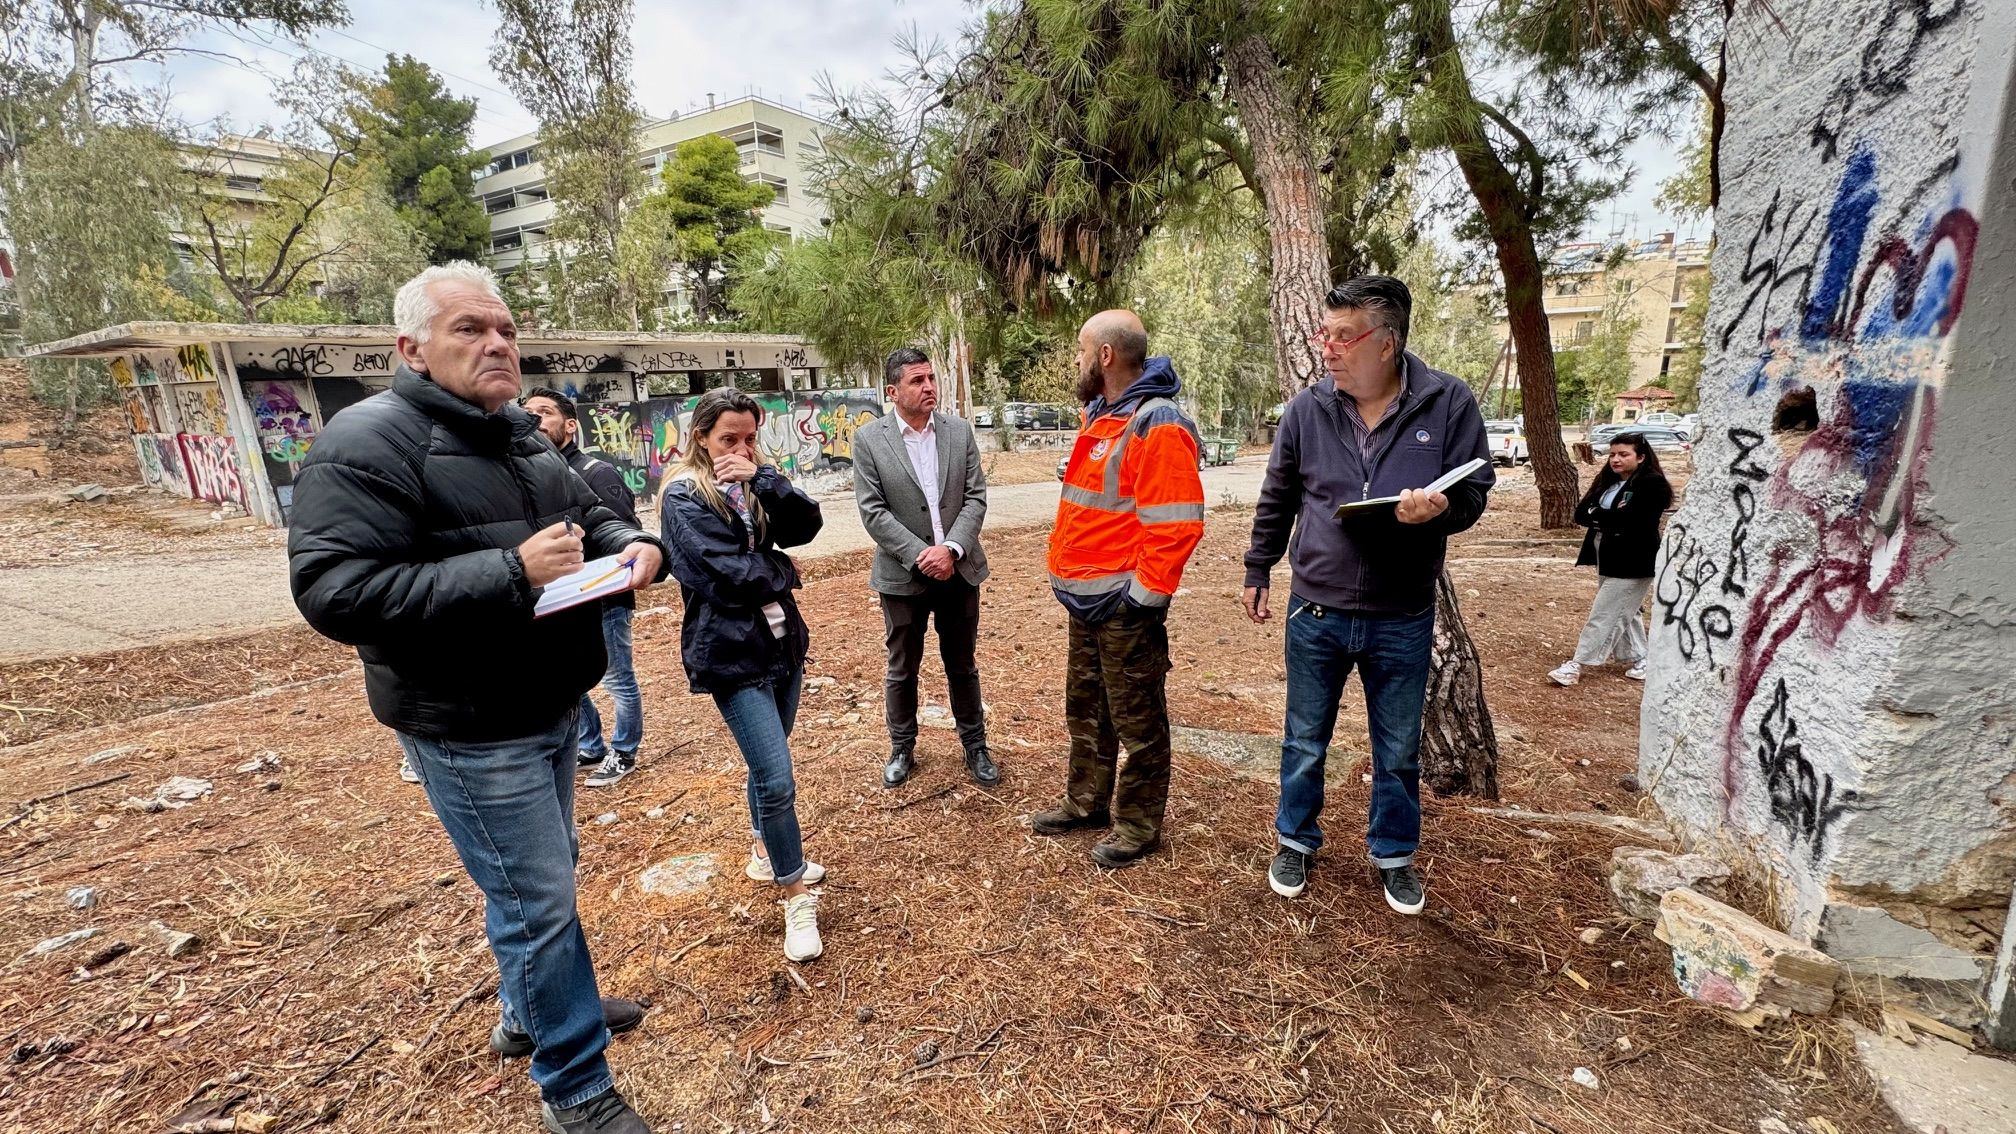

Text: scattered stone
xmin=1576 ymin=758 xmax=1591 ymax=767
xmin=639 ymin=853 xmax=717 ymax=898
xmin=1570 ymin=1067 xmax=1600 ymax=1090
xmin=1655 ymin=888 xmax=1843 ymax=1019
xmin=913 ymin=1039 xmax=940 ymax=1066
xmin=234 ymin=753 xmax=281 ymax=774
xmin=839 ymin=712 xmax=863 ymax=726
xmin=80 ymin=941 xmax=131 ymax=970
xmin=122 ymin=776 xmax=213 ymax=812
xmin=433 ymin=872 xmax=457 ymax=887
xmin=855 ymin=1005 xmax=874 ymax=1024
xmin=594 ymin=812 xmax=619 ymax=826
xmin=1618 ymin=774 xmax=1642 ymax=793
xmin=1521 ymin=828 xmax=1558 ymax=842
xmin=802 ymin=676 xmax=837 ymax=691
xmin=65 ymin=886 xmax=97 ymax=911
xmin=27 ymin=928 xmax=98 ymax=956
xmin=1610 ymin=846 xmax=1731 ymax=921
xmin=83 ymin=745 xmax=138 ymax=766
xmin=260 ymin=780 xmax=283 ymax=792
xmin=645 ymin=808 xmax=667 ymax=820
xmin=1579 ymin=927 xmax=1604 ymax=945
xmin=151 ymin=921 xmax=203 ymax=958
xmin=1757 ymin=1118 xmax=1793 ymax=1134
xmin=64 ymin=483 xmax=108 ymax=502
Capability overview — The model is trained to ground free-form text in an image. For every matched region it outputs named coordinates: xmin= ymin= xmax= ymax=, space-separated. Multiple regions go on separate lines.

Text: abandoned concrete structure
xmin=1639 ymin=0 xmax=2016 ymax=1046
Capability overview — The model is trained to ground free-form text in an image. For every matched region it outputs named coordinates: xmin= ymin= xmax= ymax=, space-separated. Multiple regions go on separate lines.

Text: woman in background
xmin=660 ymin=388 xmax=828 ymax=961
xmin=1548 ymin=432 xmax=1672 ymax=686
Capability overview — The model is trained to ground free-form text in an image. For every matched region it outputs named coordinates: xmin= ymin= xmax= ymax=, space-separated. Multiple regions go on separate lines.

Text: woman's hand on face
xmin=714 ymin=453 xmax=758 ymax=484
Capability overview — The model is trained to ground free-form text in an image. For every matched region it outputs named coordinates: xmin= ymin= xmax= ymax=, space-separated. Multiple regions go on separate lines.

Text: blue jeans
xmin=394 ymin=711 xmax=612 ymax=1108
xmin=713 ymin=664 xmax=806 ymax=886
xmin=1276 ymin=597 xmax=1435 ymax=867
xmin=577 ymin=605 xmax=642 ymax=758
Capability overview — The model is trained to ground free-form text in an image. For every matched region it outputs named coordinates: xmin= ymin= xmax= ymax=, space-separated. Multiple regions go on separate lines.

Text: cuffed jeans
xmin=881 ymin=580 xmax=987 ymax=753
xmin=714 ymin=664 xmax=807 ymax=887
xmin=1572 ymin=576 xmax=1651 ymax=666
xmin=577 ymin=605 xmax=642 ymax=758
xmin=1275 ymin=597 xmax=1435 ymax=868
xmin=395 ymin=710 xmax=611 ymax=1108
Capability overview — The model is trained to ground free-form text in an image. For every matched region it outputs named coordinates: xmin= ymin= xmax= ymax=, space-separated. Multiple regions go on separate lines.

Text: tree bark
xmin=1223 ymin=32 xmax=1329 ymax=404
xmin=1421 ymin=569 xmax=1500 ymax=799
xmin=1423 ymin=4 xmax=1579 ymax=529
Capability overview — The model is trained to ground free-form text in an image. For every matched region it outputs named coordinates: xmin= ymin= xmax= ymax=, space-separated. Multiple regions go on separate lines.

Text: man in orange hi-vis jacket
xmin=1027 ymin=310 xmax=1205 ymax=868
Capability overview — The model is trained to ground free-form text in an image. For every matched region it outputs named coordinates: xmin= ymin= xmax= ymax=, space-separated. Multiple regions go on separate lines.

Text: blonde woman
xmin=659 ymin=388 xmax=828 ymax=961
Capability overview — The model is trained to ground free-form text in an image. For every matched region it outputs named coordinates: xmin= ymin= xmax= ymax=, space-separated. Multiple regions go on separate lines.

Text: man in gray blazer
xmin=853 ymin=346 xmax=999 ymax=788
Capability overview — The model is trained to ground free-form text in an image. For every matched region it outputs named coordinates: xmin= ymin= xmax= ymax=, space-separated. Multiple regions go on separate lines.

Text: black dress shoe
xmin=882 ymin=747 xmax=915 ymax=788
xmin=491 ymin=996 xmax=645 ymax=1057
xmin=964 ymin=745 xmax=1000 ymax=786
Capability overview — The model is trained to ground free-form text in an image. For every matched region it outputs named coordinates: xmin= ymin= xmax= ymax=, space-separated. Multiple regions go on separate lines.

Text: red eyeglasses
xmin=1307 ymin=325 xmax=1387 ymax=352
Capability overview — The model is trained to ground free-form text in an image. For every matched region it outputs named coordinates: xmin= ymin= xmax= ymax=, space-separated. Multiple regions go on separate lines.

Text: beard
xmin=1075 ymin=355 xmax=1105 ymax=405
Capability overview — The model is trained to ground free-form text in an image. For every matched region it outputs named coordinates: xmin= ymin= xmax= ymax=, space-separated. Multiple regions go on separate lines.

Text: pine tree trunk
xmin=1223 ymin=31 xmax=1329 ymax=405
xmin=1421 ymin=569 xmax=1500 ymax=798
xmin=1422 ymin=3 xmax=1579 ymax=529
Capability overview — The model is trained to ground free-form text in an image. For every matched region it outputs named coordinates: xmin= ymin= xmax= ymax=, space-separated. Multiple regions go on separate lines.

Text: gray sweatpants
xmin=1572 ymin=576 xmax=1651 ymax=666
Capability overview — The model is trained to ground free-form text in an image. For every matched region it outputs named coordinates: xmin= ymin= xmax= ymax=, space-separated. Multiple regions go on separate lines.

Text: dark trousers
xmin=880 ymin=579 xmax=987 ymax=752
xmin=1062 ymin=604 xmax=1173 ymax=846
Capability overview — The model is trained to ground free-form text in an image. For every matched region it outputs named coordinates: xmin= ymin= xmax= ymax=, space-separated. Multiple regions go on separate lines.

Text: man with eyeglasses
xmin=1241 ymin=276 xmax=1494 ymax=914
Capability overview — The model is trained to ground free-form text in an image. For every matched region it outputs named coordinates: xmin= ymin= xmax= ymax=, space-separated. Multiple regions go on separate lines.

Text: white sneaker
xmin=782 ymin=892 xmax=823 ymax=962
xmin=746 ymin=853 xmax=827 ymax=884
xmin=1547 ymin=662 xmax=1582 ymax=687
xmin=1624 ymin=661 xmax=1648 ymax=681
xmin=398 ymin=755 xmax=421 ymax=784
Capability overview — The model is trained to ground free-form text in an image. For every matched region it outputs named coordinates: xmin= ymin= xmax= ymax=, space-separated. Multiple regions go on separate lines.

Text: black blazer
xmin=1573 ymin=471 xmax=1671 ymax=579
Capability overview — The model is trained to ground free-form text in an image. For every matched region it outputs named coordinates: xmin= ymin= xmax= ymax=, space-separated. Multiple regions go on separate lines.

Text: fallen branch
xmin=415 ymin=977 xmax=497 ymax=1054
xmin=1 ymin=772 xmax=133 ymax=831
xmin=308 ymin=1031 xmax=381 ymax=1087
xmin=879 ymin=784 xmax=957 ymax=812
xmin=1124 ymin=907 xmax=1203 ymax=929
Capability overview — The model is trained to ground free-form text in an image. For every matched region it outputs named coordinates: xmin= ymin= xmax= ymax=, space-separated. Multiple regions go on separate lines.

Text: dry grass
xmin=0 ymin=486 xmax=1907 ymax=1134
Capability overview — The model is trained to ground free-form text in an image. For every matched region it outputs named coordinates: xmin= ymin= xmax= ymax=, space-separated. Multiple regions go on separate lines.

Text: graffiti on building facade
xmin=250 ymin=381 xmax=317 ymax=464
xmin=176 ymin=434 xmax=247 ymax=509
xmin=576 ymin=389 xmax=885 ymax=501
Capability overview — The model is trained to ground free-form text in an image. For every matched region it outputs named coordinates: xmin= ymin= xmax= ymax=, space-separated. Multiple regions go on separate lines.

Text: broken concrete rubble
xmin=1655 ymin=888 xmax=1843 ymax=1019
xmin=1819 ymin=902 xmax=1992 ymax=1030
xmin=1610 ymin=846 xmax=1732 ymax=921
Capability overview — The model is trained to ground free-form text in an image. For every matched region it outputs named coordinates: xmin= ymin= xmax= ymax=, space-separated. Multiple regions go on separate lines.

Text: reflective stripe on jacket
xmin=1048 ymin=360 xmax=1206 ymax=623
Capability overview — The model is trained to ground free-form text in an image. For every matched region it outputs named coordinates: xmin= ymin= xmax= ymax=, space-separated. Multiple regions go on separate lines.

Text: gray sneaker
xmin=398 ymin=755 xmax=421 ymax=784
xmin=542 ymin=1088 xmax=649 ymax=1134
xmin=584 ymin=751 xmax=636 ymax=788
xmin=1268 ymin=847 xmax=1310 ymax=898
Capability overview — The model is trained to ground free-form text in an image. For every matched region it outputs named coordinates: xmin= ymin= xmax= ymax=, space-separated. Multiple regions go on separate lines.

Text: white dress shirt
xmin=897 ymin=414 xmax=962 ymax=560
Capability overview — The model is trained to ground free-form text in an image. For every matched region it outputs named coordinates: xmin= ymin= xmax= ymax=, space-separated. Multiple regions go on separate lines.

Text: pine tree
xmin=348 ymin=55 xmax=489 ymax=263
xmin=644 ymin=135 xmax=779 ymax=323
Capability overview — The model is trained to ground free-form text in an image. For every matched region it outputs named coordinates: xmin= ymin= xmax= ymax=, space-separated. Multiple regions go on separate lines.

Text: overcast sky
xmin=139 ymin=0 xmax=1700 ymax=244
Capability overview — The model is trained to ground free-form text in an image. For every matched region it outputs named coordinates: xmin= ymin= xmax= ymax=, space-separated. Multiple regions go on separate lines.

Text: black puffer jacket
xmin=1573 ymin=470 xmax=1672 ymax=579
xmin=288 ymin=368 xmax=664 ymax=740
xmin=659 ymin=467 xmax=823 ymax=695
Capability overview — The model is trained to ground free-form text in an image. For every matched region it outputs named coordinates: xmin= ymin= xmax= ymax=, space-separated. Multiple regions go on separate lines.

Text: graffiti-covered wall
xmin=112 ymin=345 xmax=253 ymax=513
xmin=1641 ymin=0 xmax=2015 ymax=963
xmin=576 ymin=390 xmax=884 ymax=501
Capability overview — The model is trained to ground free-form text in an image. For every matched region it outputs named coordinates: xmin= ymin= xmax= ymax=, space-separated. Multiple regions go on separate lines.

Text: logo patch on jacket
xmin=1089 ymin=439 xmax=1111 ymax=459
xmin=1415 ymin=429 xmax=1432 ymax=443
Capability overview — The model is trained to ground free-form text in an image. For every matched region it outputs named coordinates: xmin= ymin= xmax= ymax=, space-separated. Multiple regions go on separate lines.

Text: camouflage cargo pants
xmin=1062 ymin=604 xmax=1173 ymax=846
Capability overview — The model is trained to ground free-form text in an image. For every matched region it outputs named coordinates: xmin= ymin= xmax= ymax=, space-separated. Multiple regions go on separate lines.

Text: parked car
xmin=974 ymin=406 xmax=995 ymax=429
xmin=1676 ymin=412 xmax=1699 ymax=441
xmin=1595 ymin=424 xmax=1691 ymax=457
xmin=1638 ymin=410 xmax=1683 ymax=428
xmin=1484 ymin=420 xmax=1528 ymax=466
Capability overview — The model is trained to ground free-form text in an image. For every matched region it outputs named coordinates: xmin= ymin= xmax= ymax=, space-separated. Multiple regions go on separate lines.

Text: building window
xmin=1659 ymin=352 xmax=1674 ymax=375
xmin=485 ymin=193 xmax=515 ymax=214
xmin=747 ymin=172 xmax=788 ymax=204
xmin=1665 ymin=317 xmax=1678 ymax=343
xmin=1672 ymin=273 xmax=1686 ymax=303
xmin=1573 ymin=320 xmax=1595 ymax=343
xmin=224 ymin=175 xmax=262 ymax=192
xmin=491 ymin=231 xmax=523 ymax=253
xmin=722 ymin=123 xmax=786 ymax=157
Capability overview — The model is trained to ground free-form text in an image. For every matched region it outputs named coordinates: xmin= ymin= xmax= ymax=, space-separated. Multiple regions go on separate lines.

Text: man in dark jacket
xmin=288 ymin=264 xmax=666 ymax=1134
xmin=522 ymin=386 xmax=646 ymax=788
xmin=1242 ymin=276 xmax=1493 ymax=915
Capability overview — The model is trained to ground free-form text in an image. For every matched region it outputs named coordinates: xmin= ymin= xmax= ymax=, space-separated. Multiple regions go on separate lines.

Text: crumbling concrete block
xmin=1656 ymin=887 xmax=1843 ymax=1018
xmin=1609 ymin=846 xmax=1731 ymax=921
xmin=1819 ymin=902 xmax=1992 ymax=1029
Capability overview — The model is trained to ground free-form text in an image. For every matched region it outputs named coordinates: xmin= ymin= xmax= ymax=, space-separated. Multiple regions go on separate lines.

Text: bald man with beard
xmin=1027 ymin=311 xmax=1206 ymax=869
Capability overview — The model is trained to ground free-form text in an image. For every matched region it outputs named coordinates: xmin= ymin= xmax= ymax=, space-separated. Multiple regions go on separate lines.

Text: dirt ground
xmin=0 ymin=461 xmax=1901 ymax=1134
xmin=0 ymin=360 xmax=141 ymax=494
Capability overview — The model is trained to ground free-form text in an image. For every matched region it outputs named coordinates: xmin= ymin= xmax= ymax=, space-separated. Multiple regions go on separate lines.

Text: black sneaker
xmin=1268 ymin=847 xmax=1310 ymax=898
xmin=576 ymin=748 xmax=605 ymax=768
xmin=492 ymin=997 xmax=645 ymax=1058
xmin=542 ymin=1087 xmax=650 ymax=1134
xmin=584 ymin=751 xmax=636 ymax=788
xmin=1380 ymin=864 xmax=1426 ymax=915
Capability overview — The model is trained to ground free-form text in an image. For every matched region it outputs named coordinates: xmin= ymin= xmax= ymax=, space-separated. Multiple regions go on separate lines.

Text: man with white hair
xmin=289 ymin=263 xmax=667 ymax=1134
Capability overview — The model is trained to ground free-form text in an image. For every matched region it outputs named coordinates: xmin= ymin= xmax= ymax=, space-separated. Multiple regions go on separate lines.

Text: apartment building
xmin=475 ymin=95 xmax=829 ymax=310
